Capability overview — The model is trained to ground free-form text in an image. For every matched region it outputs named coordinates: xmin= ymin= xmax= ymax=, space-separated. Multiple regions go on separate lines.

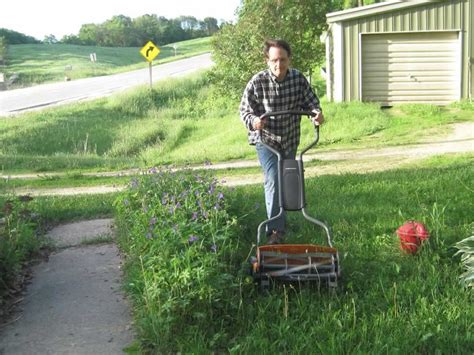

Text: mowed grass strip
xmin=4 ymin=37 xmax=211 ymax=87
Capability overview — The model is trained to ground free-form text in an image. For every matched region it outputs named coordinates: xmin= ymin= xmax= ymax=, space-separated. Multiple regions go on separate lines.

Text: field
xmin=3 ymin=37 xmax=211 ymax=88
xmin=1 ymin=69 xmax=473 ymax=353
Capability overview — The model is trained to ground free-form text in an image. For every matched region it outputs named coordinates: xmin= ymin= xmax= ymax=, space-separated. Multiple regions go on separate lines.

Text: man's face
xmin=266 ymin=46 xmax=290 ymax=81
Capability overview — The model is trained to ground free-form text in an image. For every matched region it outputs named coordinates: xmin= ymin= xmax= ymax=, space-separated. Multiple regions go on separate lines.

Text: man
xmin=240 ymin=39 xmax=324 ymax=244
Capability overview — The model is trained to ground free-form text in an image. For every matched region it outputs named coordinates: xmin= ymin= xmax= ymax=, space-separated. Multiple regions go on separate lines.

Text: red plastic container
xmin=396 ymin=221 xmax=429 ymax=254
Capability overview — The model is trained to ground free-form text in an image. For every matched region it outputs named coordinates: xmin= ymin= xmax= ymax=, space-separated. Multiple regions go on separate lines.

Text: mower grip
xmin=257 ymin=111 xmax=320 ymax=149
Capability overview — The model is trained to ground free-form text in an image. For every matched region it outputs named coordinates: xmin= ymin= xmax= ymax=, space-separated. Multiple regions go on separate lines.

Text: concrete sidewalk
xmin=0 ymin=219 xmax=134 ymax=354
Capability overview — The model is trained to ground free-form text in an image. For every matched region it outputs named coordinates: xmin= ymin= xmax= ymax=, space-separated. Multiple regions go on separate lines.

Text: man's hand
xmin=252 ymin=116 xmax=266 ymax=130
xmin=311 ymin=110 xmax=324 ymax=126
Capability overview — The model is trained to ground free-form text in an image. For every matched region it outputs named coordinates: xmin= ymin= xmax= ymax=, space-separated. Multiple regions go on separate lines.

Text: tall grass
xmin=115 ymin=157 xmax=473 ymax=353
xmin=1 ymin=73 xmax=471 ymax=174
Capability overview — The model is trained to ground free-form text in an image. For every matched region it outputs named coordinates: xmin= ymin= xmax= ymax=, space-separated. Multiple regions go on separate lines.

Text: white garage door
xmin=361 ymin=32 xmax=460 ymax=105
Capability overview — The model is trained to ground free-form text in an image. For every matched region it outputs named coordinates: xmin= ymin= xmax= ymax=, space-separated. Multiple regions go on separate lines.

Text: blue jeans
xmin=256 ymin=143 xmax=296 ymax=234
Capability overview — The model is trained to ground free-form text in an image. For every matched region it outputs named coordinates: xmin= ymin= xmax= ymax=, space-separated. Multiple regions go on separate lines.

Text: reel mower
xmin=250 ymin=110 xmax=340 ymax=290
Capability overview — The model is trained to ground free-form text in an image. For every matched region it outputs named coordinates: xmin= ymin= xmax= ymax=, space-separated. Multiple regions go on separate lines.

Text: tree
xmin=0 ymin=28 xmax=39 ymax=44
xmin=162 ymin=18 xmax=188 ymax=44
xmin=43 ymin=34 xmax=58 ymax=44
xmin=78 ymin=24 xmax=101 ymax=45
xmin=132 ymin=14 xmax=162 ymax=46
xmin=211 ymin=0 xmax=334 ymax=97
xmin=343 ymin=0 xmax=381 ymax=9
xmin=102 ymin=15 xmax=133 ymax=47
xmin=61 ymin=34 xmax=83 ymax=45
xmin=178 ymin=16 xmax=200 ymax=31
xmin=202 ymin=17 xmax=219 ymax=36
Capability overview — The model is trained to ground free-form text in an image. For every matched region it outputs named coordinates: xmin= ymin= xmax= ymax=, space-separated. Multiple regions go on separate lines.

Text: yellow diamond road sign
xmin=140 ymin=41 xmax=160 ymax=62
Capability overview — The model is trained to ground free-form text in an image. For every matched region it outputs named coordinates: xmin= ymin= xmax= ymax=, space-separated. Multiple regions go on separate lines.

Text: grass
xmin=114 ymin=155 xmax=473 ymax=353
xmin=78 ymin=235 xmax=115 ymax=246
xmin=0 ymin=174 xmax=129 ymax=192
xmin=4 ymin=37 xmax=211 ymax=87
xmin=0 ymin=65 xmax=473 ymax=351
xmin=29 ymin=194 xmax=116 ymax=225
xmin=0 ymin=72 xmax=472 ymax=175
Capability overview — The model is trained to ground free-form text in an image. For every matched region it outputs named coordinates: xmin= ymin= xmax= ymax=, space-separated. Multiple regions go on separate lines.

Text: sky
xmin=0 ymin=0 xmax=242 ymax=40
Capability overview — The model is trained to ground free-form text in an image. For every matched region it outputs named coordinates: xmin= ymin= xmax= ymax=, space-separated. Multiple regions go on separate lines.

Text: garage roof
xmin=327 ymin=0 xmax=444 ymax=23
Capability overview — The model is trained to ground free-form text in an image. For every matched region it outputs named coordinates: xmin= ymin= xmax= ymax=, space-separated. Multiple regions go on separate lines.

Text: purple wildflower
xmin=211 ymin=244 xmax=217 ymax=252
xmin=123 ymin=199 xmax=130 ymax=206
xmin=217 ymin=192 xmax=224 ymax=200
xmin=145 ymin=232 xmax=153 ymax=239
xmin=130 ymin=178 xmax=139 ymax=188
xmin=149 ymin=217 xmax=157 ymax=225
xmin=149 ymin=167 xmax=158 ymax=174
xmin=191 ymin=212 xmax=198 ymax=221
xmin=209 ymin=184 xmax=215 ymax=194
xmin=175 ymin=202 xmax=181 ymax=209
xmin=188 ymin=235 xmax=199 ymax=243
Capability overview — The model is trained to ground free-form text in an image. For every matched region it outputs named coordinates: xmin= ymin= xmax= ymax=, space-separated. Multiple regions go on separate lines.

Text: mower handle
xmin=258 ymin=110 xmax=320 ymax=159
xmin=259 ymin=110 xmax=316 ymax=120
xmin=256 ymin=110 xmax=333 ymax=248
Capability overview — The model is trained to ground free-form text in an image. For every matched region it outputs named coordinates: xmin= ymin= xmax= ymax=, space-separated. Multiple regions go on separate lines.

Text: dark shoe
xmin=267 ymin=230 xmax=285 ymax=245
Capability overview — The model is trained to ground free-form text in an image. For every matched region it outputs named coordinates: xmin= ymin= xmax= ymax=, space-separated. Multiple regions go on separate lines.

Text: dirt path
xmin=6 ymin=121 xmax=472 ymax=195
xmin=0 ymin=219 xmax=134 ymax=354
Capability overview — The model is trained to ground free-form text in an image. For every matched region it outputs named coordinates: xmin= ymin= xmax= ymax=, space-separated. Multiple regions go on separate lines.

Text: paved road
xmin=0 ymin=53 xmax=213 ymax=116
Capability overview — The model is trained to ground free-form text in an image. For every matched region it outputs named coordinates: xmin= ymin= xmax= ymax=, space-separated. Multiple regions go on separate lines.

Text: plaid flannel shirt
xmin=239 ymin=68 xmax=321 ymax=154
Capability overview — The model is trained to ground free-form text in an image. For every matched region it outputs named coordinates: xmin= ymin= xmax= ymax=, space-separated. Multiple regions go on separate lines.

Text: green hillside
xmin=3 ymin=37 xmax=211 ymax=88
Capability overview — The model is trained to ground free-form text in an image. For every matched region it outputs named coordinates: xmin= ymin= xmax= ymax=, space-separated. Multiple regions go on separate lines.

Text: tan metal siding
xmin=361 ymin=32 xmax=460 ymax=105
xmin=339 ymin=0 xmax=469 ymax=102
xmin=468 ymin=0 xmax=473 ymax=99
xmin=343 ymin=25 xmax=360 ymax=100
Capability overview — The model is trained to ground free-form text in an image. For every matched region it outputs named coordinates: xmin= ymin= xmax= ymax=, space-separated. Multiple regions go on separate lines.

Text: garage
xmin=325 ymin=0 xmax=473 ymax=105
xmin=361 ymin=31 xmax=461 ymax=105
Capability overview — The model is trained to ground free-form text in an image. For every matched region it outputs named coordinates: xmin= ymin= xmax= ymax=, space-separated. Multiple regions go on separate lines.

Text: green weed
xmin=0 ymin=195 xmax=41 ymax=298
xmin=114 ymin=168 xmax=242 ymax=352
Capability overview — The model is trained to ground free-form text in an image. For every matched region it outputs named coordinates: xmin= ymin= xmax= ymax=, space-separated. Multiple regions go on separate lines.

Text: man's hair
xmin=264 ymin=39 xmax=292 ymax=58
